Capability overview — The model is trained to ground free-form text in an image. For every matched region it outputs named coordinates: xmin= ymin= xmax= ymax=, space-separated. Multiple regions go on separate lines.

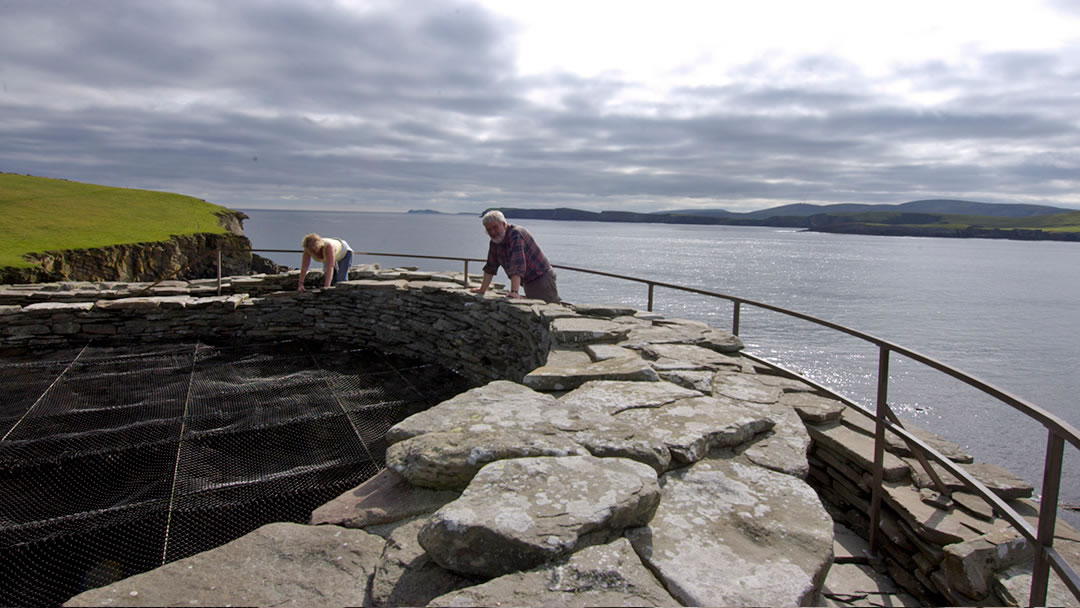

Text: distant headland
xmin=483 ymin=200 xmax=1080 ymax=242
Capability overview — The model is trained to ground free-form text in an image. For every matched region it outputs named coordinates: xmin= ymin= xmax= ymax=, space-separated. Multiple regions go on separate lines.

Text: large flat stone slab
xmin=386 ymin=381 xmax=560 ymax=443
xmin=418 ymin=455 xmax=660 ymax=577
xmin=523 ymin=355 xmax=660 ymax=391
xmin=781 ymin=391 xmax=847 ymax=423
xmin=311 ymin=468 xmax=460 ymax=528
xmin=386 ymin=429 xmax=587 ymax=490
xmin=65 ymin=523 xmax=384 ymax=607
xmin=550 ymin=317 xmax=631 ymax=344
xmin=427 ymin=538 xmax=679 ymax=607
xmin=370 ymin=517 xmax=475 ymax=607
xmin=623 ymin=322 xmax=744 ymax=353
xmin=626 ymin=456 xmax=834 ymax=607
xmin=712 ymin=371 xmax=784 ymax=403
xmin=558 ymin=380 xmax=703 ymax=414
xmin=639 ymin=343 xmax=743 ymax=370
xmin=739 ymin=399 xmax=812 ymax=478
xmin=618 ymin=395 xmax=775 ymax=466
xmin=806 ymin=420 xmax=911 ymax=482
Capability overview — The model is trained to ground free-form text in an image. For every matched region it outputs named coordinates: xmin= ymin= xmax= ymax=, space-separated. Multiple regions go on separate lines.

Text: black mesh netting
xmin=0 ymin=340 xmax=476 ymax=606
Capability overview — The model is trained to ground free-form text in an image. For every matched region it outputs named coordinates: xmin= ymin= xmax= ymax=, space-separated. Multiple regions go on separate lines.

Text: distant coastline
xmin=481 ymin=204 xmax=1080 ymax=243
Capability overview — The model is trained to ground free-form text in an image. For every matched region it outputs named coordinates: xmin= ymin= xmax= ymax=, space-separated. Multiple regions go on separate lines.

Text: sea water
xmin=239 ymin=209 xmax=1080 ymax=522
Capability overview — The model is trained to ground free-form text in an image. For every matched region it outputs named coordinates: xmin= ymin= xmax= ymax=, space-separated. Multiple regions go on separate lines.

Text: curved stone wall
xmin=0 ymin=266 xmax=551 ymax=384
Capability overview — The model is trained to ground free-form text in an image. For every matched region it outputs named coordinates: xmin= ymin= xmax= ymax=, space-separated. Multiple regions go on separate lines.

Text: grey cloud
xmin=1 ymin=0 xmax=1078 ymax=212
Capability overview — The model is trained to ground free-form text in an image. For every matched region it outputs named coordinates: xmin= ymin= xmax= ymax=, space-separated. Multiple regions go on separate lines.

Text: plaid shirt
xmin=483 ymin=224 xmax=552 ymax=283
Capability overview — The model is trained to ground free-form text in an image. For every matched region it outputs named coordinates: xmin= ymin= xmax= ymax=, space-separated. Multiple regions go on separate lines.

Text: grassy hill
xmin=665 ymin=199 xmax=1072 ymax=219
xmin=0 ymin=173 xmax=234 ymax=269
xmin=826 ymin=210 xmax=1080 ymax=232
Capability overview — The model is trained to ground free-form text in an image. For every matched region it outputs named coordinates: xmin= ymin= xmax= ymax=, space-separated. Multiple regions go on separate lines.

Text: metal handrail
xmin=245 ymin=249 xmax=1079 ymax=605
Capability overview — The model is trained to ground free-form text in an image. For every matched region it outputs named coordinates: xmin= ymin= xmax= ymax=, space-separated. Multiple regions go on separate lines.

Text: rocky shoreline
xmin=1 ymin=268 xmax=1076 ymax=606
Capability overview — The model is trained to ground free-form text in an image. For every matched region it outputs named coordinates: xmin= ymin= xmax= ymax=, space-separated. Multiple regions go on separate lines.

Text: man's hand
xmin=297 ymin=284 xmax=306 ymax=293
xmin=470 ymin=287 xmax=487 ymax=295
xmin=506 ymin=292 xmax=523 ymax=299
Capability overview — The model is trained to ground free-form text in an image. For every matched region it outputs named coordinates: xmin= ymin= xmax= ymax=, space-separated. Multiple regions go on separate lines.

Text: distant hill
xmin=664 ymin=199 xmax=1070 ymax=220
xmin=496 ymin=199 xmax=1080 ymax=243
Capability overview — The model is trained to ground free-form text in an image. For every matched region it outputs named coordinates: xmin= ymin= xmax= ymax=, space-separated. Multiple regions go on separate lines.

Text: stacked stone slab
xmin=0 ymin=266 xmax=548 ymax=384
xmin=806 ymin=406 xmax=1080 ymax=605
xmin=1 ymin=269 xmax=1074 ymax=606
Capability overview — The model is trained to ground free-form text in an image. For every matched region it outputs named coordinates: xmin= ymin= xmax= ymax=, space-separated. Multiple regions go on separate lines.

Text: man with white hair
xmin=471 ymin=210 xmax=560 ymax=303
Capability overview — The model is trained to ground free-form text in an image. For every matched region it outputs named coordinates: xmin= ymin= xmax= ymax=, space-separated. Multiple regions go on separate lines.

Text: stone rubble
xmin=0 ymin=268 xmax=1072 ymax=607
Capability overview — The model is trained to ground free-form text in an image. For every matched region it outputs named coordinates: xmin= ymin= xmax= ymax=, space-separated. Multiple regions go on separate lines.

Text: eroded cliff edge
xmin=0 ymin=209 xmax=284 ymax=284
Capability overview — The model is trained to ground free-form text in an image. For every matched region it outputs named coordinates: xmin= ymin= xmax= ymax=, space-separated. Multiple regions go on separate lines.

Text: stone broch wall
xmin=2 ymin=266 xmax=1076 ymax=607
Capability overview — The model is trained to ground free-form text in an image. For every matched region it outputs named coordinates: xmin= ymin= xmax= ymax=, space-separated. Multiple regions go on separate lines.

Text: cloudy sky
xmin=2 ymin=0 xmax=1078 ymax=213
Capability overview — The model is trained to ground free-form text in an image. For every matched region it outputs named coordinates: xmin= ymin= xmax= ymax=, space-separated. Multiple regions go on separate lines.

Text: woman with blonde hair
xmin=297 ymin=233 xmax=353 ymax=291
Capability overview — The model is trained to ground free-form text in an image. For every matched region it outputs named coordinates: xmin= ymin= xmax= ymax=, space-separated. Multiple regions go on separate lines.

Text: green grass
xmin=0 ymin=174 xmax=233 ymax=268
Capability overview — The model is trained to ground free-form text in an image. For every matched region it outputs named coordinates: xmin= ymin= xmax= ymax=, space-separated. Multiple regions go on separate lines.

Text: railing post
xmin=732 ymin=301 xmax=741 ymax=336
xmin=868 ymin=345 xmax=890 ymax=553
xmin=647 ymin=283 xmax=654 ymax=312
xmin=463 ymin=260 xmax=470 ymax=287
xmin=216 ymin=249 xmax=222 ymax=296
xmin=1030 ymin=431 xmax=1065 ymax=607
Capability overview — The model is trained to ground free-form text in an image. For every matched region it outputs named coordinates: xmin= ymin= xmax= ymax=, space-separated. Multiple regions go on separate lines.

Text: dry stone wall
xmin=2 ymin=267 xmax=1076 ymax=607
xmin=0 ymin=265 xmax=549 ymax=384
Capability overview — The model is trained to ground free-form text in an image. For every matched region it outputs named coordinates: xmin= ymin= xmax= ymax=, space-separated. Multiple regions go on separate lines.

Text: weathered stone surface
xmin=550 ymin=317 xmax=631 ymax=344
xmin=822 ymin=563 xmax=921 ymax=606
xmin=995 ymin=559 xmax=1080 ymax=608
xmin=558 ymin=380 xmax=702 ymax=414
xmin=369 ymin=517 xmax=475 ymax=607
xmin=754 ymin=372 xmax=820 ymax=393
xmin=94 ymin=296 xmax=187 ymax=310
xmin=311 ymin=468 xmax=459 ymax=528
xmin=569 ymin=303 xmax=640 ymax=318
xmin=23 ymin=301 xmax=96 ymax=313
xmin=712 ymin=371 xmax=784 ymax=403
xmin=627 ymin=456 xmax=834 ymax=607
xmin=65 ymin=523 xmax=383 ymax=607
xmin=523 ymin=354 xmax=660 ymax=391
xmin=618 ymin=395 xmax=774 ymax=466
xmin=906 ymin=458 xmax=1035 ymax=499
xmin=806 ymin=421 xmax=911 ymax=482
xmin=840 ymin=407 xmax=973 ymax=464
xmin=418 ymin=455 xmax=660 ymax=577
xmin=882 ymin=481 xmax=1001 ymax=545
xmin=942 ymin=526 xmax=1031 ymax=600
xmin=696 ymin=328 xmax=745 ymax=353
xmin=739 ymin=400 xmax=812 ymax=478
xmin=963 ymin=462 xmax=1034 ymax=499
xmin=890 ymin=424 xmax=974 ymax=464
xmin=657 ymin=369 xmax=714 ymax=392
xmin=648 ymin=355 xmax=713 ymax=371
xmin=386 ymin=429 xmax=587 ymax=490
xmin=950 ymin=489 xmax=996 ymax=521
xmin=386 ymin=381 xmax=559 ymax=444
xmin=584 ymin=343 xmax=639 ymax=361
xmin=623 ymin=322 xmax=743 ymax=352
xmin=639 ymin=342 xmax=741 ymax=369
xmin=427 ymin=538 xmax=679 ymax=607
xmin=781 ymin=391 xmax=847 ymax=423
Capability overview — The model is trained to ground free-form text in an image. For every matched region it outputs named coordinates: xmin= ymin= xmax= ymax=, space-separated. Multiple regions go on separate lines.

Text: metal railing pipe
xmin=869 ymin=346 xmax=890 ymax=552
